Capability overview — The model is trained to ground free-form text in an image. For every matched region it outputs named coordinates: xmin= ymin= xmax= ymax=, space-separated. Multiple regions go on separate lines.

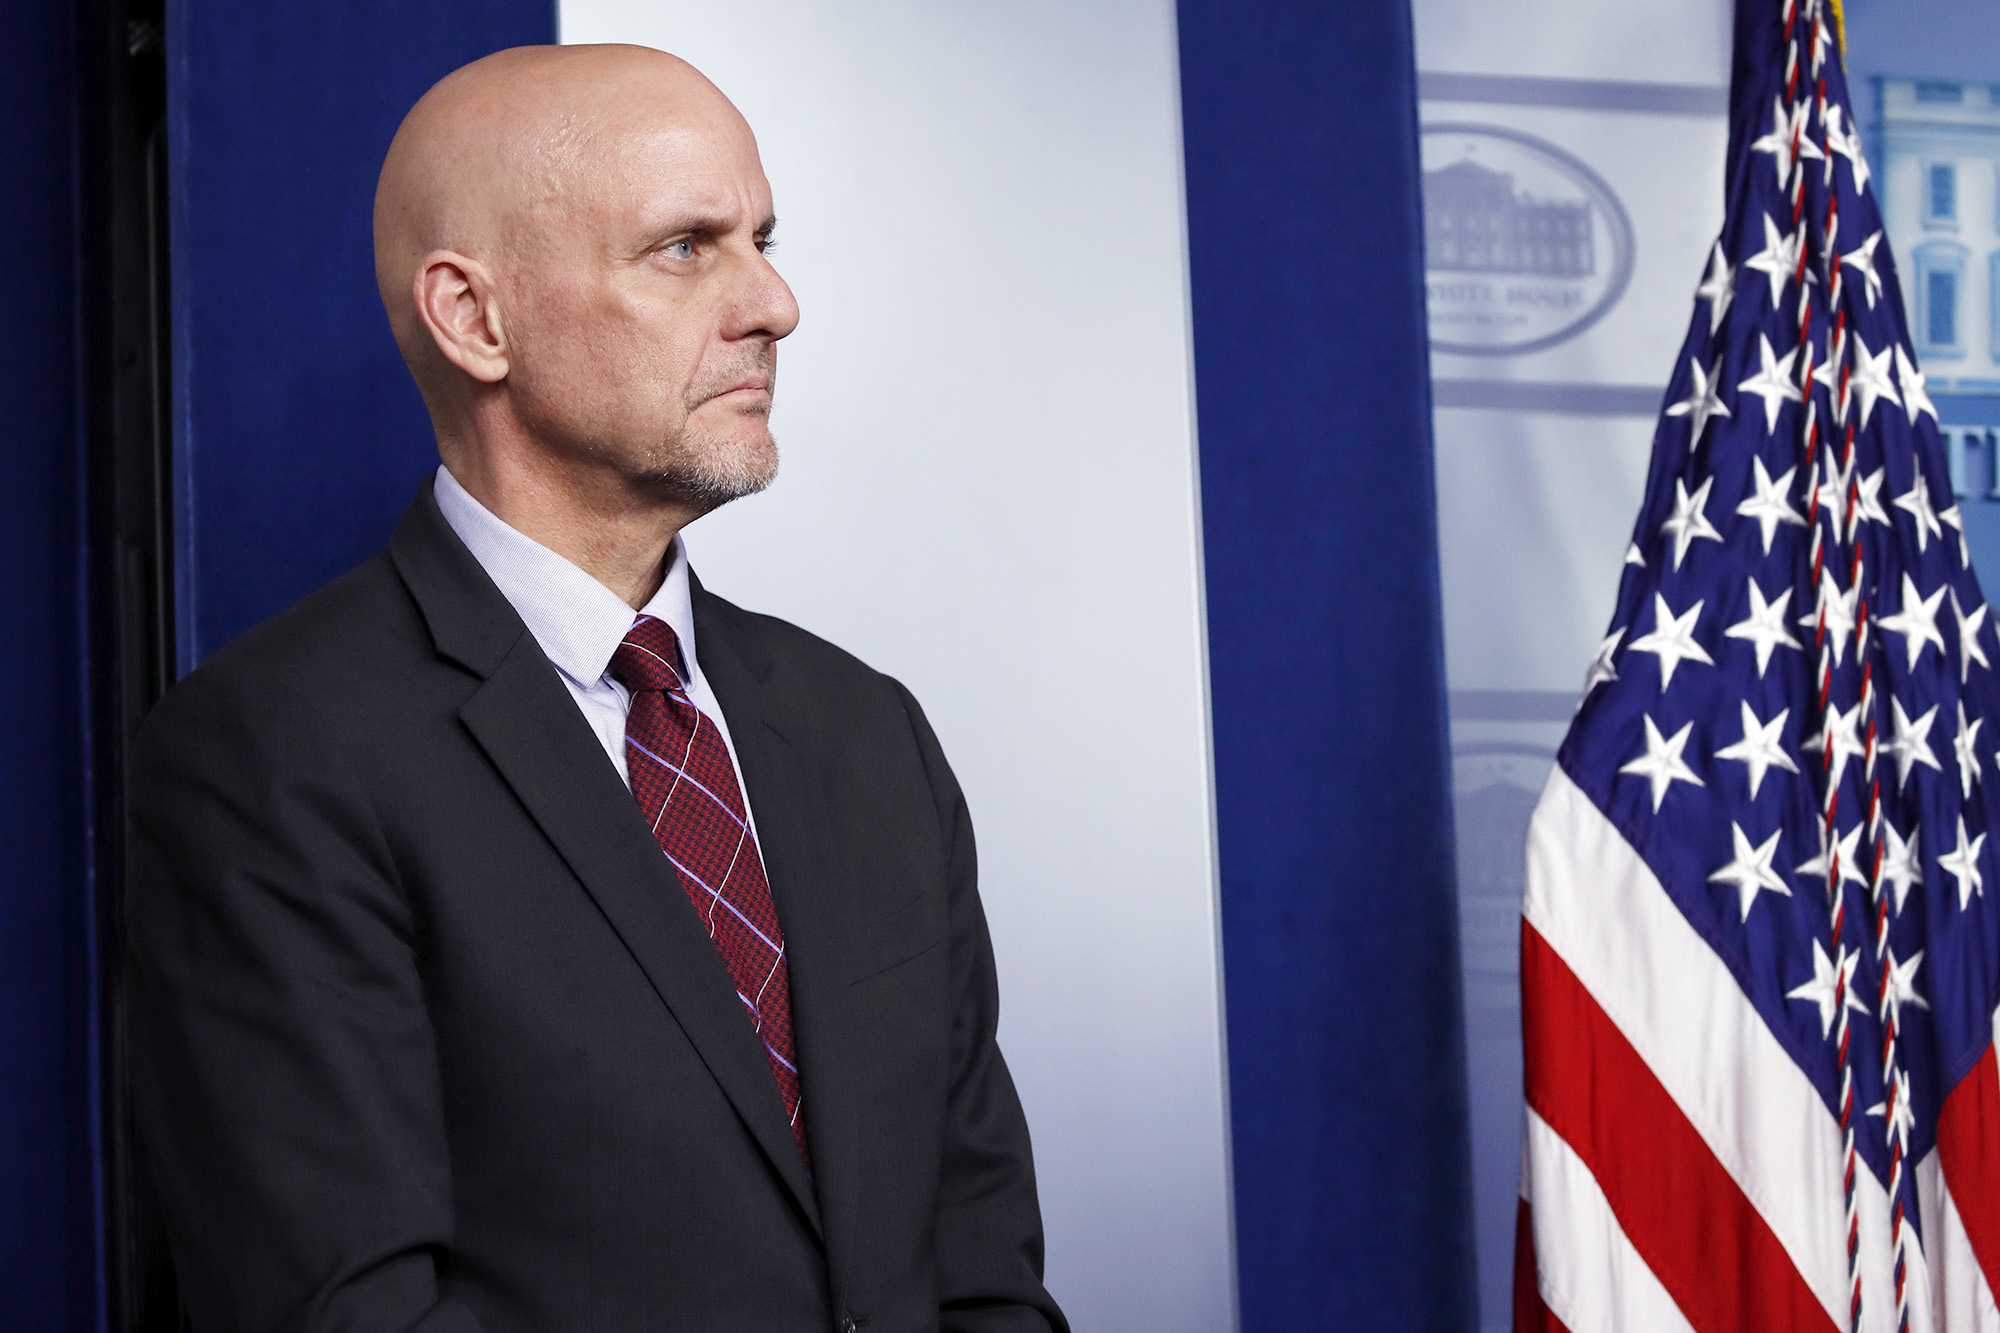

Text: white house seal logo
xmin=1420 ymin=123 xmax=1635 ymax=356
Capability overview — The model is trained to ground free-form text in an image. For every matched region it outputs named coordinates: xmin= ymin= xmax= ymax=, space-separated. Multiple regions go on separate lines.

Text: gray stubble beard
xmin=648 ymin=420 xmax=779 ymax=514
xmin=644 ymin=347 xmax=781 ymax=513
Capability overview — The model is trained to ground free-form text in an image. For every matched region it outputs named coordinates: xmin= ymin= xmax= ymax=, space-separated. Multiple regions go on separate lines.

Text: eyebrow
xmin=638 ymin=214 xmax=779 ymax=252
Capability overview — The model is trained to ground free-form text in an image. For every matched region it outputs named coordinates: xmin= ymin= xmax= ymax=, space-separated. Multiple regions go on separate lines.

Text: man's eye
xmin=663 ymin=239 xmax=695 ymax=261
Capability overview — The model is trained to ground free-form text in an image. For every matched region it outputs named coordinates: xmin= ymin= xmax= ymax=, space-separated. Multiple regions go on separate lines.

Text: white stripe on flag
xmin=1525 ymin=1107 xmax=1698 ymax=1333
xmin=1526 ymin=763 xmax=1927 ymax=1333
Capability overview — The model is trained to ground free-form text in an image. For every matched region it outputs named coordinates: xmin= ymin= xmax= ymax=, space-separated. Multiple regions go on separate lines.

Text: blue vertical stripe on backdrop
xmin=1176 ymin=1 xmax=1479 ymax=1327
xmin=0 ymin=1 xmax=92 ymax=1329
xmin=168 ymin=0 xmax=557 ymax=666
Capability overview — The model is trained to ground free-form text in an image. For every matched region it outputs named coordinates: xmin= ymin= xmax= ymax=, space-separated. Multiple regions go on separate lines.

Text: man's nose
xmin=727 ymin=253 xmax=800 ymax=343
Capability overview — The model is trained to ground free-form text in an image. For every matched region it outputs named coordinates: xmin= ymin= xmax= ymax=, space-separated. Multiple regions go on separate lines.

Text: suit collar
xmin=690 ymin=571 xmax=772 ymax=682
xmin=387 ymin=475 xmax=526 ymax=679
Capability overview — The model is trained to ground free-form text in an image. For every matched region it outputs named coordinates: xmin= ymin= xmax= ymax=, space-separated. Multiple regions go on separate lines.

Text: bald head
xmin=374 ymin=46 xmax=741 ymax=357
xmin=372 ymin=44 xmax=799 ymax=565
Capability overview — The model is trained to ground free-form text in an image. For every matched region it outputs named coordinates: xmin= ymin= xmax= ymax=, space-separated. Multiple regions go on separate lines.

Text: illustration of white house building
xmin=1872 ymin=75 xmax=2000 ymax=499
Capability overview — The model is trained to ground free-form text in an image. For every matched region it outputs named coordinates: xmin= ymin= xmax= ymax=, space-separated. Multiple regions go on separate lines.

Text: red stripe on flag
xmin=1522 ymin=921 xmax=1837 ymax=1333
xmin=1513 ymin=1197 xmax=1574 ymax=1333
xmin=1938 ymin=1041 xmax=2000 ymax=1300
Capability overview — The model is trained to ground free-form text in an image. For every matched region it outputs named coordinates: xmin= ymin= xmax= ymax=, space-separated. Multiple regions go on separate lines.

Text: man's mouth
xmin=703 ymin=379 xmax=772 ymax=405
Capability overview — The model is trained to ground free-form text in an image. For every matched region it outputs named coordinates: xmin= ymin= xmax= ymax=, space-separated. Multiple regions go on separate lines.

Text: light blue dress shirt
xmin=432 ymin=465 xmax=756 ymax=826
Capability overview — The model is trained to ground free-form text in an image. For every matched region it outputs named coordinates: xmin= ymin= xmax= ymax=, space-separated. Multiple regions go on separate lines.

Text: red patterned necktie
xmin=609 ymin=614 xmax=807 ymax=1161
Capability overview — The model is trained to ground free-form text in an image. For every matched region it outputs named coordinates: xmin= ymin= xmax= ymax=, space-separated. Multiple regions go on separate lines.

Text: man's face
xmin=500 ymin=105 xmax=800 ymax=509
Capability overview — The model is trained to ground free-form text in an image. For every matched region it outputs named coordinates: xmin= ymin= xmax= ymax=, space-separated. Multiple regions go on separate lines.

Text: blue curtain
xmin=1177 ymin=3 xmax=1480 ymax=1326
xmin=169 ymin=0 xmax=555 ymax=664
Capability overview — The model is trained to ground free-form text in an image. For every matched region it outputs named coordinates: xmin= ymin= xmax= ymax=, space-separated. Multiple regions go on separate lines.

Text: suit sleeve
xmin=126 ymin=666 xmax=484 ymax=1333
xmin=892 ymin=682 xmax=1071 ymax=1333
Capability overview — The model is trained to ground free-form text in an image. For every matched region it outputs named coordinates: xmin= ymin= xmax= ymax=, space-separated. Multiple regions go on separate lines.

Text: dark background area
xmin=1 ymin=1 xmax=93 ymax=1321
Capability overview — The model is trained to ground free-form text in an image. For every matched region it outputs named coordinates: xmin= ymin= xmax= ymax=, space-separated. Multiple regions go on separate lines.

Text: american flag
xmin=1515 ymin=3 xmax=2000 ymax=1332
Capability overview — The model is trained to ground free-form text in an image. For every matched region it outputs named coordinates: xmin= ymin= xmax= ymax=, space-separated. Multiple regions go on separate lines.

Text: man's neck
xmin=441 ymin=441 xmax=695 ymax=611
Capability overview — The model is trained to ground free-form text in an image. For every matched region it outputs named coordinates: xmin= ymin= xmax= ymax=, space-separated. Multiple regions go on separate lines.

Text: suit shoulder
xmin=137 ymin=554 xmax=425 ymax=756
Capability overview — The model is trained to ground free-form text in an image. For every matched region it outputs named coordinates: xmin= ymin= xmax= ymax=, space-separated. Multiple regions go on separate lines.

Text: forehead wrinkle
xmin=514 ymin=106 xmax=758 ymax=251
xmin=496 ymin=109 xmax=606 ymax=256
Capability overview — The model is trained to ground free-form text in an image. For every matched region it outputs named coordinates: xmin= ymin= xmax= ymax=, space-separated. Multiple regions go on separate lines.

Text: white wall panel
xmin=556 ymin=4 xmax=1236 ymax=1328
xmin=1410 ymin=0 xmax=1733 ymax=1325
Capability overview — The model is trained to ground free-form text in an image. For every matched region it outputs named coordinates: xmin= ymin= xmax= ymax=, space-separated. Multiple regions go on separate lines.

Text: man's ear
xmin=412 ymin=250 xmax=509 ymax=384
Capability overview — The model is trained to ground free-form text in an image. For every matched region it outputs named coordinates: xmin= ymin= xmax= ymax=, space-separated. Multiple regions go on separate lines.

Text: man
xmin=128 ymin=44 xmax=1065 ymax=1333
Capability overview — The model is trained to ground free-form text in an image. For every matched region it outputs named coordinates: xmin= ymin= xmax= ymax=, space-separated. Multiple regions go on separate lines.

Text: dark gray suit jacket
xmin=127 ymin=483 xmax=1065 ymax=1333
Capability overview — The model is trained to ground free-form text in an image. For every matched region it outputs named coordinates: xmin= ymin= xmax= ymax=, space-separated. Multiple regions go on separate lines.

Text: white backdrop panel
xmin=556 ymin=3 xmax=1237 ymax=1328
xmin=1411 ymin=0 xmax=1733 ymax=1326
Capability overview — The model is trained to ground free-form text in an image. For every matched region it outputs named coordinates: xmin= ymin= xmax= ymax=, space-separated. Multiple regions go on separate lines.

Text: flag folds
xmin=1517 ymin=2 xmax=2000 ymax=1330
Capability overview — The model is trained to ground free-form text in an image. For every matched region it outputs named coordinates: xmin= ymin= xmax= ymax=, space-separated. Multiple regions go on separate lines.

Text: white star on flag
xmin=1797 ymin=818 xmax=1868 ymax=893
xmin=1737 ymin=335 xmax=1804 ymax=434
xmin=1714 ymin=701 xmax=1798 ymax=798
xmin=1841 ymin=229 xmax=1885 ymax=307
xmin=1695 ymin=241 xmax=1734 ymax=335
xmin=1629 ymin=593 xmax=1714 ymax=690
xmin=1851 ymin=466 xmax=1891 ymax=531
xmin=1808 ymin=450 xmax=1887 ymax=540
xmin=1619 ymin=715 xmax=1704 ymax=812
xmin=1660 ymin=475 xmax=1725 ymax=569
xmin=1942 ymin=504 xmax=1971 ymax=566
xmin=1726 ymin=578 xmax=1802 ymax=676
xmin=1805 ymin=701 xmax=1868 ymax=795
xmin=1940 ymin=815 xmax=1987 ymax=908
xmin=1786 ymin=938 xmax=1864 ymax=1038
xmin=1848 ymin=334 xmax=1902 ymax=430
xmin=1953 ymin=589 xmax=1991 ymax=681
xmin=1956 ymin=700 xmax=1984 ymax=799
xmin=1624 ymin=543 xmax=1646 ymax=568
xmin=1799 ymin=567 xmax=1860 ymax=666
xmin=1665 ymin=357 xmax=1732 ymax=444
xmin=1750 ymin=98 xmax=1823 ymax=191
xmin=1878 ymin=573 xmax=1947 ymax=670
xmin=1884 ymin=697 xmax=1943 ymax=790
xmin=1877 ymin=819 xmax=1923 ymax=913
xmin=1708 ymin=821 xmax=1791 ymax=921
xmin=1867 ymin=1069 xmax=1918 ymax=1148
xmin=1883 ymin=949 xmax=1930 ymax=1022
xmin=1736 ymin=458 xmax=1806 ymax=555
xmin=1894 ymin=469 xmax=1944 ymax=553
xmin=1743 ymin=213 xmax=1807 ymax=310
xmin=1811 ymin=347 xmax=1844 ymax=417
xmin=1824 ymin=105 xmax=1871 ymax=195
xmin=1897 ymin=344 xmax=1937 ymax=425
xmin=1583 ymin=627 xmax=1624 ymax=694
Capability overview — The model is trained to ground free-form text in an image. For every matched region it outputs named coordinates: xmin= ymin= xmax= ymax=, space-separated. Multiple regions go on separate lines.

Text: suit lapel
xmin=390 ymin=485 xmax=822 ymax=1237
xmin=695 ymin=589 xmax=863 ymax=1292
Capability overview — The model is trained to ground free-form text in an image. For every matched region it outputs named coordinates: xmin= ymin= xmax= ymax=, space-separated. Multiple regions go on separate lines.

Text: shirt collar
xmin=432 ymin=464 xmax=700 ymax=690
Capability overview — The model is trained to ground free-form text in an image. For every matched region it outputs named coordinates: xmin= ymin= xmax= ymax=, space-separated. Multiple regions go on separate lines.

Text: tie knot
xmin=609 ymin=615 xmax=688 ymax=695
